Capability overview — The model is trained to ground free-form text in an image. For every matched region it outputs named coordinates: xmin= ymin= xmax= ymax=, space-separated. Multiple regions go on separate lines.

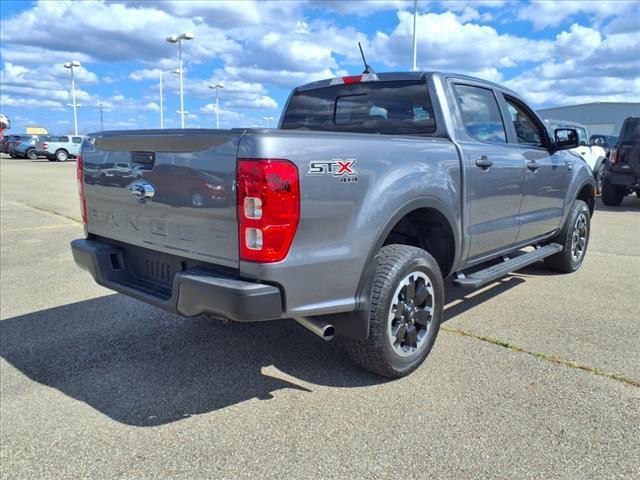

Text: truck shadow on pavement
xmin=1 ymin=274 xmax=529 ymax=427
xmin=0 ymin=295 xmax=382 ymax=427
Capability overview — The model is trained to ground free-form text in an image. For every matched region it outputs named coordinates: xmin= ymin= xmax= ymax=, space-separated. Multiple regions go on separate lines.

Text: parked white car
xmin=546 ymin=120 xmax=607 ymax=192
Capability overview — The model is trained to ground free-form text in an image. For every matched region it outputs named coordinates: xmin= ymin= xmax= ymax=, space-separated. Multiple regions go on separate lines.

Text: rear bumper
xmin=70 ymin=238 xmax=283 ymax=321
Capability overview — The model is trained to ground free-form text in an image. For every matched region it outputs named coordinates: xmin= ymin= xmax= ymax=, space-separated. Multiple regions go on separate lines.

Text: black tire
xmin=544 ymin=200 xmax=590 ymax=273
xmin=25 ymin=148 xmax=37 ymax=160
xmin=601 ymin=178 xmax=625 ymax=206
xmin=636 ymin=190 xmax=640 ymax=199
xmin=55 ymin=149 xmax=69 ymax=162
xmin=343 ymin=244 xmax=444 ymax=378
xmin=594 ymin=160 xmax=606 ymax=194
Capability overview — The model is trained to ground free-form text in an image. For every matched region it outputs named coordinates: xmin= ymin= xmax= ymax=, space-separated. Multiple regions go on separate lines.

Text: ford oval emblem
xmin=129 ymin=181 xmax=155 ymax=203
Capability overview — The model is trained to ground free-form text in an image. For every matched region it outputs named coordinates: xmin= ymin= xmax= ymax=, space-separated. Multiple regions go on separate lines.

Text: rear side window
xmin=454 ymin=85 xmax=506 ymax=144
xmin=575 ymin=128 xmax=588 ymax=146
xmin=59 ymin=136 xmax=69 ymax=142
xmin=281 ymin=80 xmax=436 ymax=135
xmin=72 ymin=137 xmax=82 ymax=143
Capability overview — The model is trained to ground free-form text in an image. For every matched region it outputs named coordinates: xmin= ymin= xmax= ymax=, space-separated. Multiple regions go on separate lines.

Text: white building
xmin=537 ymin=102 xmax=639 ymax=136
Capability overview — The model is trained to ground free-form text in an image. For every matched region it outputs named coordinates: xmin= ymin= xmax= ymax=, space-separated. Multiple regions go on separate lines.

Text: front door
xmin=501 ymin=95 xmax=567 ymax=242
xmin=453 ymin=83 xmax=525 ymax=260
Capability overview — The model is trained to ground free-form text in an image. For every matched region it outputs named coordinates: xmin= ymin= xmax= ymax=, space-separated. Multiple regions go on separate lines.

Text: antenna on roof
xmin=358 ymin=42 xmax=375 ymax=75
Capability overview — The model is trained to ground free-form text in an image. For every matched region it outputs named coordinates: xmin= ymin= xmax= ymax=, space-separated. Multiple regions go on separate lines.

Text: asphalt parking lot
xmin=1 ymin=153 xmax=639 ymax=479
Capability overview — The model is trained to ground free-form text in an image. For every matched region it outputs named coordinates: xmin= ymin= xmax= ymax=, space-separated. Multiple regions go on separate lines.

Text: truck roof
xmin=295 ymin=71 xmax=511 ymax=94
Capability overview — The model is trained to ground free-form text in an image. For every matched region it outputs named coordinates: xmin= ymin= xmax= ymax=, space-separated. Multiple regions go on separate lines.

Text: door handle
xmin=526 ymin=160 xmax=539 ymax=171
xmin=475 ymin=156 xmax=493 ymax=170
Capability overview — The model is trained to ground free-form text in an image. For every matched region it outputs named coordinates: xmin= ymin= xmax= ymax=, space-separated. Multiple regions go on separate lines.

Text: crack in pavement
xmin=2 ymin=199 xmax=82 ymax=224
xmin=441 ymin=326 xmax=640 ymax=388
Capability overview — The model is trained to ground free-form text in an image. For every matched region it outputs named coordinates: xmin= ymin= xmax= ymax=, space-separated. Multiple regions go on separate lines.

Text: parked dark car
xmin=601 ymin=117 xmax=640 ymax=206
xmin=1 ymin=135 xmax=19 ymax=154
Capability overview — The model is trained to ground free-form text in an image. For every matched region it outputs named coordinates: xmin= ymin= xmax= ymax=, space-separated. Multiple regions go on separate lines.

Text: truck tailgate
xmin=82 ymin=130 xmax=241 ymax=269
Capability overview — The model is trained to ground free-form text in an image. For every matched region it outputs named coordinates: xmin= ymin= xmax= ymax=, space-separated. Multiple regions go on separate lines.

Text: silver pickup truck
xmin=71 ymin=71 xmax=595 ymax=377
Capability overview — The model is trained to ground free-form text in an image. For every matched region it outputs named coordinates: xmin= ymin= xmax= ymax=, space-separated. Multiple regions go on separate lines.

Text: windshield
xmin=281 ymin=80 xmax=436 ymax=135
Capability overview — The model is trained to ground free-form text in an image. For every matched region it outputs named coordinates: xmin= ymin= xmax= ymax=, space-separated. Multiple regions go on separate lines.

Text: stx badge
xmin=308 ymin=159 xmax=357 ymax=176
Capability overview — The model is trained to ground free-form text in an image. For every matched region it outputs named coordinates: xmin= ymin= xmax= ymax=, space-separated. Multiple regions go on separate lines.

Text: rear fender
xmin=328 ymin=197 xmax=460 ymax=340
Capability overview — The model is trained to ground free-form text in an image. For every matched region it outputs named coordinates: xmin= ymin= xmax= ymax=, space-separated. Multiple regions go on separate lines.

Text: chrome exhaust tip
xmin=294 ymin=317 xmax=335 ymax=341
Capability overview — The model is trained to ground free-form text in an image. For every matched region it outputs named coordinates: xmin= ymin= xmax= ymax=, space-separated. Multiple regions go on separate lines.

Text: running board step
xmin=453 ymin=243 xmax=563 ymax=288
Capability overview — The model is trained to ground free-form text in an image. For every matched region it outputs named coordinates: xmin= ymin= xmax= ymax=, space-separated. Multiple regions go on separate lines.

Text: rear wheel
xmin=601 ymin=178 xmax=625 ymax=206
xmin=25 ymin=148 xmax=37 ymax=160
xmin=344 ymin=244 xmax=444 ymax=378
xmin=544 ymin=200 xmax=590 ymax=273
xmin=55 ymin=149 xmax=68 ymax=162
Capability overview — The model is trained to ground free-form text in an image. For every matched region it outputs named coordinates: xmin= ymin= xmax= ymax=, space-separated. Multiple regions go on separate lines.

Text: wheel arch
xmin=327 ymin=197 xmax=461 ymax=340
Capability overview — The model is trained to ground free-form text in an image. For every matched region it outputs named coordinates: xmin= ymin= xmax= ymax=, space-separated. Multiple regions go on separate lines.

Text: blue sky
xmin=1 ymin=0 xmax=638 ymax=134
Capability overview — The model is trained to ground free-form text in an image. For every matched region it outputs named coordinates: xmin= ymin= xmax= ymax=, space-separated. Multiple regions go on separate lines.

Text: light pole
xmin=64 ymin=60 xmax=81 ymax=135
xmin=159 ymin=68 xmax=179 ymax=129
xmin=166 ymin=32 xmax=194 ymax=129
xmin=412 ymin=0 xmax=418 ymax=71
xmin=208 ymin=83 xmax=224 ymax=129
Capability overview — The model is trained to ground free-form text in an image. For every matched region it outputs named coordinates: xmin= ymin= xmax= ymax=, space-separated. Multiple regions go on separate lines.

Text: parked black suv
xmin=601 ymin=117 xmax=640 ymax=206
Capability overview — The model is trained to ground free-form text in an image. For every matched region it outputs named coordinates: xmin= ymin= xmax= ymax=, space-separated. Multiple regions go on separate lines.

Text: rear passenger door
xmin=452 ymin=83 xmax=525 ymax=260
xmin=499 ymin=95 xmax=567 ymax=242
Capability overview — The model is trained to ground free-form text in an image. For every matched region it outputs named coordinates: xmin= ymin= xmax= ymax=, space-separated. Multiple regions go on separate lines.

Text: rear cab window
xmin=453 ymin=84 xmax=506 ymax=144
xmin=281 ymin=80 xmax=436 ymax=135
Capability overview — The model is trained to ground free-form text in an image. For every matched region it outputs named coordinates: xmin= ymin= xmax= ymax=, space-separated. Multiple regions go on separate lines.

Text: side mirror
xmin=554 ymin=128 xmax=579 ymax=151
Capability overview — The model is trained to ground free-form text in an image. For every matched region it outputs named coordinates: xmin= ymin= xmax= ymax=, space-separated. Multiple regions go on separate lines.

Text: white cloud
xmin=371 ymin=11 xmax=552 ymax=72
xmin=0 ymin=94 xmax=66 ymax=110
xmin=517 ymin=0 xmax=637 ymax=30
xmin=0 ymin=0 xmax=240 ymax=64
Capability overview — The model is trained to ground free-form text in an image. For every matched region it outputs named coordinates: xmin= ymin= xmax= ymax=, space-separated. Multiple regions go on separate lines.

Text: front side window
xmin=59 ymin=136 xmax=69 ymax=142
xmin=454 ymin=84 xmax=506 ymax=144
xmin=505 ymin=97 xmax=544 ymax=146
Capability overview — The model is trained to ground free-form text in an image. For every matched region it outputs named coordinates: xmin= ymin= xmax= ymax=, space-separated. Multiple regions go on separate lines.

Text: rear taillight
xmin=237 ymin=158 xmax=299 ymax=262
xmin=15 ymin=141 xmax=20 ymax=146
xmin=43 ymin=142 xmax=49 ymax=150
xmin=609 ymin=147 xmax=618 ymax=165
xmin=76 ymin=154 xmax=87 ymax=224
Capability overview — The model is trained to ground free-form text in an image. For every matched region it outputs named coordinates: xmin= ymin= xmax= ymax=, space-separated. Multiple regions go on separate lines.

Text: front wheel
xmin=26 ymin=148 xmax=37 ymax=160
xmin=344 ymin=244 xmax=444 ymax=378
xmin=544 ymin=200 xmax=590 ymax=273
